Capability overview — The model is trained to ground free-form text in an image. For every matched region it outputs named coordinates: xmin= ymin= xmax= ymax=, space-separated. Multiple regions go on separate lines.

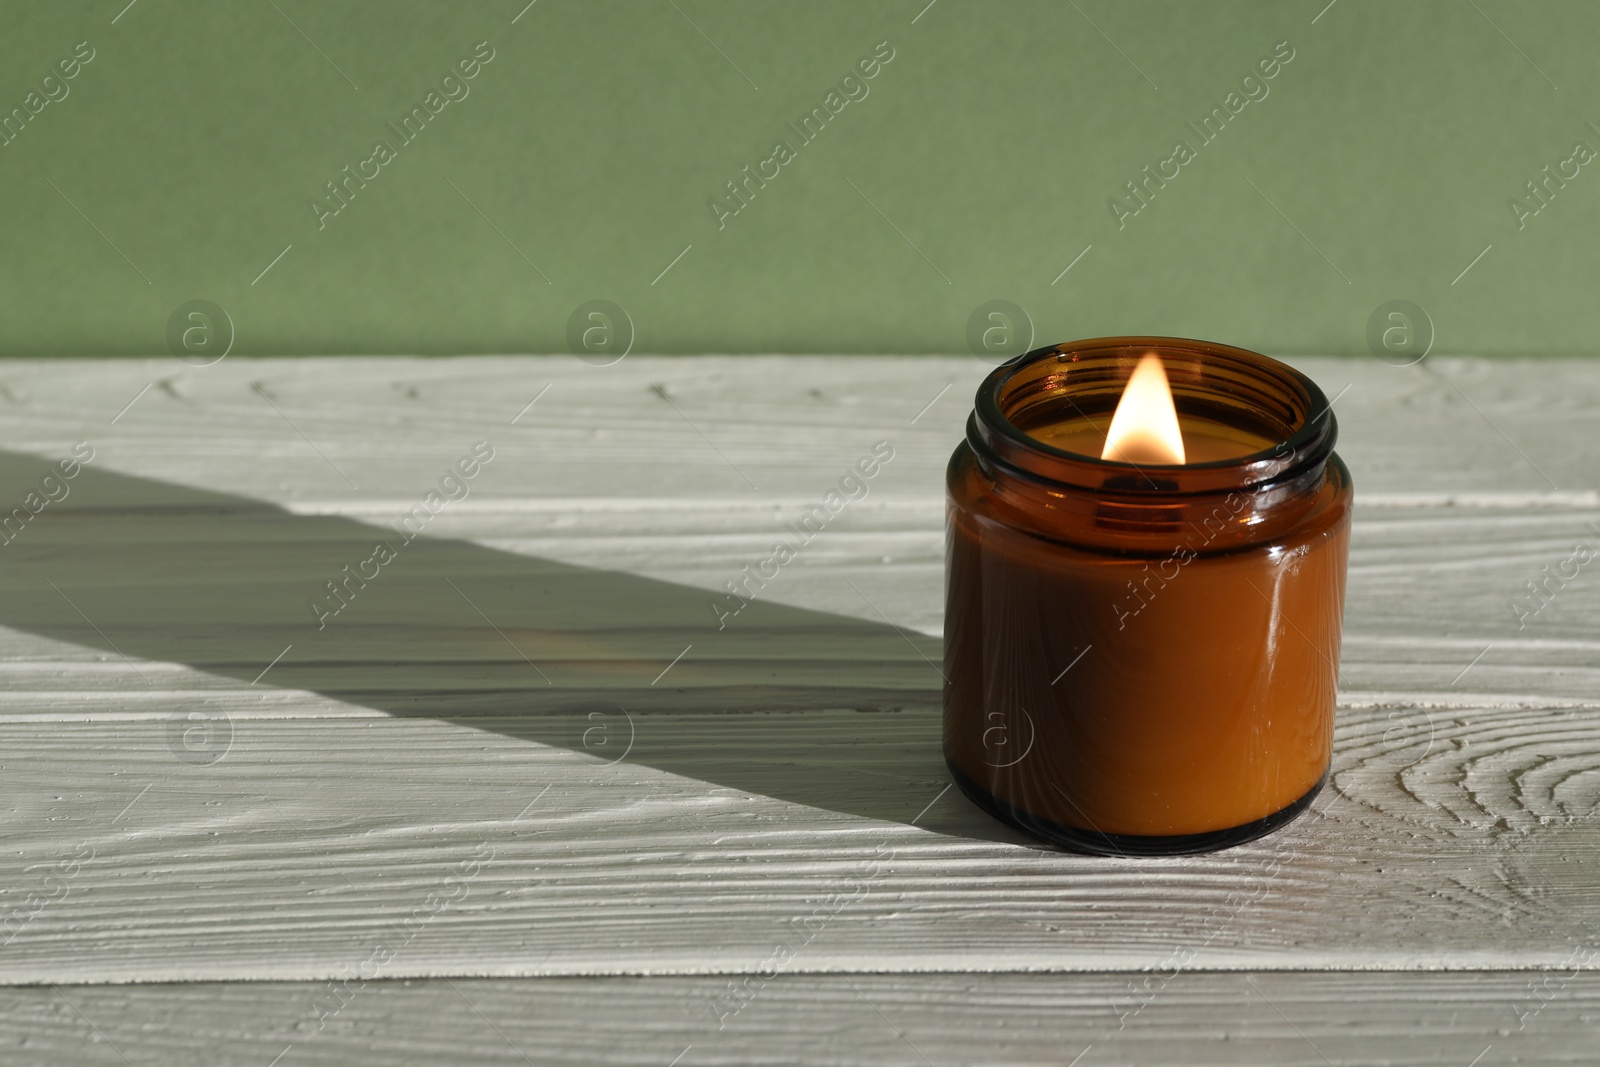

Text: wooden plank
xmin=3 ymin=971 xmax=1594 ymax=1065
xmin=0 ymin=355 xmax=1590 ymax=505
xmin=0 ymin=497 xmax=1594 ymax=712
xmin=0 ymin=696 xmax=1596 ymax=983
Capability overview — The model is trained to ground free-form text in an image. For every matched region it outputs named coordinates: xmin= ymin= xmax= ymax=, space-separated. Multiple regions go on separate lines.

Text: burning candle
xmin=943 ymin=337 xmax=1352 ymax=855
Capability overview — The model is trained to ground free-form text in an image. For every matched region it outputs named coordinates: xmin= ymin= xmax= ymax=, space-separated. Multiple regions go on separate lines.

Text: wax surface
xmin=943 ymin=445 xmax=1351 ymax=838
xmin=1028 ymin=415 xmax=1275 ymax=464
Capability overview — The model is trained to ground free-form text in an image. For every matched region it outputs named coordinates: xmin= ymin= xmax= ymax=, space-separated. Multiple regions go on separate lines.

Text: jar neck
xmin=966 ymin=338 xmax=1340 ymax=554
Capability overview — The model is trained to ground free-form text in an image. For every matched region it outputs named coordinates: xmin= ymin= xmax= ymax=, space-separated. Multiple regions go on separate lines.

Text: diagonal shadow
xmin=0 ymin=449 xmax=1018 ymax=842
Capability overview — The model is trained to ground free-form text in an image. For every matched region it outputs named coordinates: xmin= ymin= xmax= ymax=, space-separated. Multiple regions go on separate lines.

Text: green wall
xmin=0 ymin=0 xmax=1594 ymax=357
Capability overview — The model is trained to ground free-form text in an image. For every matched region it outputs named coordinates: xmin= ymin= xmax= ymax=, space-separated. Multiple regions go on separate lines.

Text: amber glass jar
xmin=944 ymin=337 xmax=1352 ymax=855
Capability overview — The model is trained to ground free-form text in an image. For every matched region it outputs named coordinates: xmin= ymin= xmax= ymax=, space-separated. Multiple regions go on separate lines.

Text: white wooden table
xmin=0 ymin=355 xmax=1595 ymax=1065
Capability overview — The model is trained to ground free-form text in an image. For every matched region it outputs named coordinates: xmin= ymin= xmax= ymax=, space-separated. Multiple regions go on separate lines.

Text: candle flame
xmin=1101 ymin=353 xmax=1185 ymax=465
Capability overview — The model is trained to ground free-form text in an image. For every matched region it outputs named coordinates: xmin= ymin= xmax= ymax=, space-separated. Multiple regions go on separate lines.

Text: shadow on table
xmin=0 ymin=449 xmax=1028 ymax=846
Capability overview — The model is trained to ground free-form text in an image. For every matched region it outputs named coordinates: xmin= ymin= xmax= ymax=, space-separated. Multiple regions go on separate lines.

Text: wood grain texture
xmin=0 ymin=476 xmax=1594 ymax=709
xmin=0 ymin=355 xmax=1589 ymax=503
xmin=1 ymin=697 xmax=1597 ymax=983
xmin=0 ymin=358 xmax=1595 ymax=1026
xmin=4 ymin=972 xmax=1596 ymax=1066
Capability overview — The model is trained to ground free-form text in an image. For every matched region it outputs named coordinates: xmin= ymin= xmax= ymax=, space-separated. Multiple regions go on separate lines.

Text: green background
xmin=0 ymin=0 xmax=1594 ymax=356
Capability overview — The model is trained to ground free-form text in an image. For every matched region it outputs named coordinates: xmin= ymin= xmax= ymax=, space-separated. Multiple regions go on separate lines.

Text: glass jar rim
xmin=971 ymin=336 xmax=1338 ymax=497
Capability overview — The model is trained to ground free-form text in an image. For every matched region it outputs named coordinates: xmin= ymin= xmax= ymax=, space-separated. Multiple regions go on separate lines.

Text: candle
xmin=943 ymin=337 xmax=1352 ymax=855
